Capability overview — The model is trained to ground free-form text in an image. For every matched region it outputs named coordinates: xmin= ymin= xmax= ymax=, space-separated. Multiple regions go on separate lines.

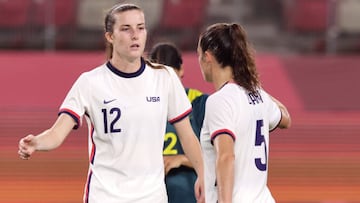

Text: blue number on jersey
xmin=255 ymin=119 xmax=267 ymax=171
xmin=102 ymin=108 xmax=121 ymax=133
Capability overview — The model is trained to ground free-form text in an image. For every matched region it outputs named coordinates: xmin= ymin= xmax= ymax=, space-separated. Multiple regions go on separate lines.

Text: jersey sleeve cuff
xmin=270 ymin=107 xmax=282 ymax=132
xmin=210 ymin=129 xmax=236 ymax=145
xmin=168 ymin=108 xmax=192 ymax=124
xmin=58 ymin=108 xmax=81 ymax=129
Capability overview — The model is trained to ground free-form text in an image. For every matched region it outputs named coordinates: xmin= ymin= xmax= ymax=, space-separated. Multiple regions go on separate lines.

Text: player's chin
xmin=128 ymin=49 xmax=144 ymax=58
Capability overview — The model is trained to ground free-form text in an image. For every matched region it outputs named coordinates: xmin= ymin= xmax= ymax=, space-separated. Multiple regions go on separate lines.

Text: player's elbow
xmin=278 ymin=113 xmax=291 ymax=129
xmin=217 ymin=152 xmax=235 ymax=165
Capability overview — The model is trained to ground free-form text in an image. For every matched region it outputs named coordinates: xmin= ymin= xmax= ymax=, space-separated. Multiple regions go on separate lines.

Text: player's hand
xmin=195 ymin=177 xmax=205 ymax=203
xmin=163 ymin=155 xmax=183 ymax=174
xmin=18 ymin=134 xmax=37 ymax=160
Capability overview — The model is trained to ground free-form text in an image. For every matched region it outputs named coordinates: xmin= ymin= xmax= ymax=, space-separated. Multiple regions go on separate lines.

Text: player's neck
xmin=213 ymin=66 xmax=233 ymax=91
xmin=110 ymin=56 xmax=142 ymax=73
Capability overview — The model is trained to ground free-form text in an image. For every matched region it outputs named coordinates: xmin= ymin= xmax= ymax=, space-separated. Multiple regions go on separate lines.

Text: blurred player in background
xmin=18 ymin=3 xmax=205 ymax=203
xmin=149 ymin=42 xmax=208 ymax=203
xmin=197 ymin=23 xmax=291 ymax=203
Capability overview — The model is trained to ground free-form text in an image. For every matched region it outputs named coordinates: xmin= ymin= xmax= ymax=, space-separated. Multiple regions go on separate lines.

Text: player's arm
xmin=173 ymin=117 xmax=203 ymax=176
xmin=173 ymin=117 xmax=205 ymax=202
xmin=164 ymin=155 xmax=193 ymax=174
xmin=18 ymin=113 xmax=76 ymax=160
xmin=213 ymin=134 xmax=235 ymax=203
xmin=165 ymin=93 xmax=208 ymax=174
xmin=271 ymin=96 xmax=291 ymax=129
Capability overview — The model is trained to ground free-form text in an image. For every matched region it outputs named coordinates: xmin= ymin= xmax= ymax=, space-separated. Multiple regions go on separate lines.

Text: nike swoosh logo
xmin=104 ymin=99 xmax=116 ymax=104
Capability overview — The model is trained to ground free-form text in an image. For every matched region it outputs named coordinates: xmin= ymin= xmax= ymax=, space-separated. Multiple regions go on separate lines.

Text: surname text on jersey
xmin=247 ymin=90 xmax=263 ymax=105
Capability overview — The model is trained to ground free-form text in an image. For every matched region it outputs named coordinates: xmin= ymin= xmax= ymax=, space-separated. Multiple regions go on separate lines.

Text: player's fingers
xmin=194 ymin=179 xmax=205 ymax=203
xmin=164 ymin=164 xmax=170 ymax=175
xmin=167 ymin=161 xmax=177 ymax=172
xmin=18 ymin=147 xmax=30 ymax=155
xmin=18 ymin=140 xmax=28 ymax=152
xmin=23 ymin=134 xmax=34 ymax=143
xmin=198 ymin=191 xmax=205 ymax=203
xmin=163 ymin=156 xmax=170 ymax=165
xmin=196 ymin=191 xmax=205 ymax=203
xmin=18 ymin=149 xmax=30 ymax=160
xmin=19 ymin=137 xmax=29 ymax=147
xmin=19 ymin=139 xmax=32 ymax=151
xmin=19 ymin=135 xmax=36 ymax=152
xmin=194 ymin=183 xmax=200 ymax=200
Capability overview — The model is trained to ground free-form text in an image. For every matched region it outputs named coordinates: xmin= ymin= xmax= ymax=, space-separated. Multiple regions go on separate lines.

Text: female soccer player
xmin=149 ymin=42 xmax=208 ymax=203
xmin=18 ymin=4 xmax=204 ymax=203
xmin=197 ymin=23 xmax=291 ymax=203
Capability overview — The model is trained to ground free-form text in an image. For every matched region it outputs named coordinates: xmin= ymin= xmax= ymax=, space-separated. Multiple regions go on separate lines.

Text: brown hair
xmin=148 ymin=42 xmax=183 ymax=70
xmin=199 ymin=23 xmax=260 ymax=92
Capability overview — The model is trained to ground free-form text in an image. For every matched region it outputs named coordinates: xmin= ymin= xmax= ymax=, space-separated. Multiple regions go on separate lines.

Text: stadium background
xmin=1 ymin=0 xmax=359 ymax=202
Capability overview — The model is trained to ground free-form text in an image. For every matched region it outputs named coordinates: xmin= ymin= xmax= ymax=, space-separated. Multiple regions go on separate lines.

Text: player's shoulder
xmin=207 ymin=83 xmax=243 ymax=107
xmin=206 ymin=90 xmax=227 ymax=109
xmin=146 ymin=61 xmax=180 ymax=81
xmin=70 ymin=63 xmax=107 ymax=87
xmin=257 ymin=88 xmax=272 ymax=102
xmin=80 ymin=63 xmax=107 ymax=76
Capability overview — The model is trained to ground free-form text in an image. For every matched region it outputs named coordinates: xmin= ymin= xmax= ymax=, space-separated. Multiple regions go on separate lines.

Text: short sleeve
xmin=59 ymin=73 xmax=89 ymax=128
xmin=262 ymin=91 xmax=282 ymax=131
xmin=206 ymin=95 xmax=236 ymax=142
xmin=167 ymin=67 xmax=192 ymax=124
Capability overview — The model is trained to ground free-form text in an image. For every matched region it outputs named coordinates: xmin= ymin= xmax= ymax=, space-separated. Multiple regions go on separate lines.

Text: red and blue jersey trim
xmin=84 ymin=123 xmax=96 ymax=203
xmin=84 ymin=169 xmax=93 ymax=203
xmin=169 ymin=108 xmax=192 ymax=124
xmin=210 ymin=129 xmax=236 ymax=145
xmin=58 ymin=108 xmax=80 ymax=129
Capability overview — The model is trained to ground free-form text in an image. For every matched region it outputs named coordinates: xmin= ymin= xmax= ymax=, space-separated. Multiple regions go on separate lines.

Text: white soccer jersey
xmin=200 ymin=82 xmax=281 ymax=203
xmin=59 ymin=59 xmax=191 ymax=203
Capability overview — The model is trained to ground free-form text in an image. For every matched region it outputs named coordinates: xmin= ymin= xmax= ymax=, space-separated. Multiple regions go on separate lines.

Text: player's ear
xmin=204 ymin=51 xmax=214 ymax=64
xmin=177 ymin=66 xmax=184 ymax=78
xmin=105 ymin=32 xmax=113 ymax=44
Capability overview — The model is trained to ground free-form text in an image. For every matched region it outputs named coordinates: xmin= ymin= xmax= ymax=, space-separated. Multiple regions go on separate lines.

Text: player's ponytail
xmin=229 ymin=23 xmax=260 ymax=93
xmin=199 ymin=23 xmax=260 ymax=93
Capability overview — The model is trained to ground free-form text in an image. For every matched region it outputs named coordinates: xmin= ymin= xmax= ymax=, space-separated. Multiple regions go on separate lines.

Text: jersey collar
xmin=106 ymin=58 xmax=146 ymax=78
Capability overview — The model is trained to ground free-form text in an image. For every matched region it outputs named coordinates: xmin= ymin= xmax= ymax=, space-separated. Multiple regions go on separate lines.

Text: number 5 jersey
xmin=200 ymin=82 xmax=281 ymax=203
